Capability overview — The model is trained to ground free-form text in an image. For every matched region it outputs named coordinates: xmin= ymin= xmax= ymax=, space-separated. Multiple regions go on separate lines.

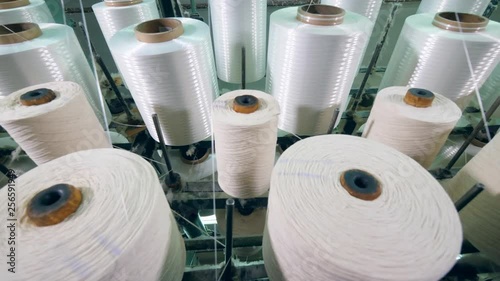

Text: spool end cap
xmin=233 ymin=95 xmax=259 ymax=114
xmin=404 ymin=88 xmax=435 ymax=108
xmin=340 ymin=169 xmax=381 ymax=201
xmin=20 ymin=88 xmax=56 ymax=106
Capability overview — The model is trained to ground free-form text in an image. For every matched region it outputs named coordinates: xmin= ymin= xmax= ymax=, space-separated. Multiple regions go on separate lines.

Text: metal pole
xmin=455 ymin=183 xmax=484 ymax=212
xmin=241 ymin=47 xmax=246 ymax=90
xmin=223 ymin=198 xmax=235 ymax=281
xmin=152 ymin=114 xmax=176 ymax=182
xmin=446 ymin=96 xmax=500 ymax=170
xmin=327 ymin=108 xmax=341 ymax=134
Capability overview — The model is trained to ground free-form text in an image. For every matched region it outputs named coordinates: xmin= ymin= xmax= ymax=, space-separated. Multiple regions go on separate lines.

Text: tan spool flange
xmin=403 ymin=88 xmax=435 ymax=108
xmin=296 ymin=4 xmax=345 ymax=26
xmin=26 ymin=184 xmax=83 ymax=227
xmin=19 ymin=88 xmax=56 ymax=106
xmin=0 ymin=22 xmax=42 ymax=45
xmin=135 ymin=18 xmax=184 ymax=43
xmin=233 ymin=95 xmax=260 ymax=114
xmin=340 ymin=169 xmax=381 ymax=201
xmin=0 ymin=0 xmax=30 ymax=9
xmin=432 ymin=12 xmax=488 ymax=33
xmin=104 ymin=0 xmax=142 ymax=7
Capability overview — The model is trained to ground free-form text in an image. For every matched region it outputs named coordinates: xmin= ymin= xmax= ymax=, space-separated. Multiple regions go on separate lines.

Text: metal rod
xmin=151 ymin=114 xmax=176 ymax=182
xmin=78 ymin=22 xmax=133 ymax=120
xmin=455 ymin=183 xmax=484 ymax=212
xmin=327 ymin=108 xmax=341 ymax=134
xmin=446 ymin=96 xmax=500 ymax=170
xmin=241 ymin=47 xmax=246 ymax=90
xmin=223 ymin=198 xmax=235 ymax=281
xmin=349 ymin=4 xmax=399 ymax=111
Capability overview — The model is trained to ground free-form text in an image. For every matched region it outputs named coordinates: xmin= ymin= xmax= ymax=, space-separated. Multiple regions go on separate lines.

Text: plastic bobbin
xmin=19 ymin=88 xmax=57 ymax=106
xmin=296 ymin=4 xmax=345 ymax=26
xmin=233 ymin=95 xmax=259 ymax=114
xmin=404 ymin=88 xmax=435 ymax=108
xmin=0 ymin=0 xmax=30 ymax=9
xmin=340 ymin=169 xmax=382 ymax=201
xmin=135 ymin=18 xmax=184 ymax=43
xmin=0 ymin=22 xmax=42 ymax=45
xmin=27 ymin=184 xmax=83 ymax=227
xmin=104 ymin=0 xmax=142 ymax=7
xmin=432 ymin=12 xmax=488 ymax=33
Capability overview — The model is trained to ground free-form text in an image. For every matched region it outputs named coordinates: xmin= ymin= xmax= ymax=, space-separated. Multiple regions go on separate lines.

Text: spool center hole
xmin=353 ymin=176 xmax=369 ymax=189
xmin=0 ymin=23 xmax=29 ymax=35
xmin=30 ymin=91 xmax=42 ymax=97
xmin=39 ymin=191 xmax=62 ymax=206
xmin=303 ymin=5 xmax=342 ymax=16
xmin=439 ymin=12 xmax=485 ymax=24
xmin=416 ymin=91 xmax=427 ymax=96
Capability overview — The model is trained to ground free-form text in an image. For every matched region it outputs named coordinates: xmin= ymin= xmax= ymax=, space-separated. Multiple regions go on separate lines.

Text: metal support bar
xmin=446 ymin=96 xmax=500 ymax=170
xmin=455 ymin=183 xmax=484 ymax=212
xmin=223 ymin=198 xmax=235 ymax=281
xmin=327 ymin=108 xmax=341 ymax=134
xmin=241 ymin=47 xmax=246 ymax=90
xmin=185 ymin=236 xmax=262 ymax=252
xmin=151 ymin=114 xmax=176 ymax=182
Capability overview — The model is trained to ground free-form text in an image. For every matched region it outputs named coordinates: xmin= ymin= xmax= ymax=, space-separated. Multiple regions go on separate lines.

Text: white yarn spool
xmin=417 ymin=0 xmax=490 ymax=15
xmin=110 ymin=18 xmax=218 ymax=145
xmin=0 ymin=0 xmax=54 ymax=25
xmin=380 ymin=13 xmax=500 ymax=107
xmin=0 ymin=148 xmax=185 ymax=281
xmin=471 ymin=62 xmax=500 ymax=119
xmin=266 ymin=5 xmax=371 ymax=135
xmin=321 ymin=0 xmax=383 ymax=22
xmin=264 ymin=135 xmax=462 ymax=280
xmin=93 ymin=0 xmax=160 ymax=43
xmin=209 ymin=0 xmax=267 ymax=83
xmin=0 ymin=81 xmax=111 ymax=165
xmin=363 ymin=87 xmax=461 ymax=168
xmin=443 ymin=134 xmax=500 ymax=265
xmin=0 ymin=23 xmax=111 ymax=127
xmin=213 ymin=90 xmax=279 ymax=198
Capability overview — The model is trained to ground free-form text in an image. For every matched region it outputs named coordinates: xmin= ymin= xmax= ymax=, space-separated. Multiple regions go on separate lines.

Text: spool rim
xmin=0 ymin=22 xmax=42 ymax=45
xmin=340 ymin=169 xmax=381 ymax=201
xmin=432 ymin=12 xmax=488 ymax=33
xmin=19 ymin=88 xmax=57 ymax=106
xmin=403 ymin=88 xmax=435 ymax=108
xmin=27 ymin=184 xmax=83 ymax=227
xmin=135 ymin=18 xmax=184 ymax=43
xmin=296 ymin=4 xmax=345 ymax=26
xmin=233 ymin=95 xmax=260 ymax=114
xmin=0 ymin=0 xmax=29 ymax=9
xmin=104 ymin=0 xmax=143 ymax=7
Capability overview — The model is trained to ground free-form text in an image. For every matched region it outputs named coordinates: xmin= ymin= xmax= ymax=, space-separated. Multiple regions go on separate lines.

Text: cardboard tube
xmin=433 ymin=12 xmax=488 ymax=33
xmin=296 ymin=4 xmax=345 ymax=26
xmin=0 ymin=22 xmax=42 ymax=44
xmin=135 ymin=18 xmax=184 ymax=43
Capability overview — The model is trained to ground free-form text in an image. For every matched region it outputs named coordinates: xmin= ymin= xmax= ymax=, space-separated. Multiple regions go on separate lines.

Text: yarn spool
xmin=266 ymin=5 xmax=371 ymax=135
xmin=0 ymin=148 xmax=185 ymax=280
xmin=443 ymin=134 xmax=500 ymax=265
xmin=380 ymin=13 xmax=500 ymax=108
xmin=209 ymin=0 xmax=267 ymax=83
xmin=0 ymin=0 xmax=54 ymax=25
xmin=363 ymin=87 xmax=462 ymax=168
xmin=93 ymin=0 xmax=160 ymax=43
xmin=0 ymin=22 xmax=111 ymax=127
xmin=213 ymin=90 xmax=279 ymax=198
xmin=264 ymin=135 xmax=462 ymax=281
xmin=321 ymin=0 xmax=383 ymax=23
xmin=0 ymin=82 xmax=111 ymax=165
xmin=110 ymin=18 xmax=218 ymax=145
xmin=417 ymin=0 xmax=490 ymax=15
xmin=470 ymin=63 xmax=500 ymax=119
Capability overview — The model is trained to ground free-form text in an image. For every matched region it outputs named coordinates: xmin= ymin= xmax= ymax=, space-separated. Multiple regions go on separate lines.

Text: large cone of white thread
xmin=0 ymin=148 xmax=186 ymax=281
xmin=0 ymin=81 xmax=111 ymax=165
xmin=266 ymin=6 xmax=371 ymax=135
xmin=470 ymin=63 xmax=500 ymax=119
xmin=110 ymin=18 xmax=218 ymax=145
xmin=93 ymin=0 xmax=160 ymax=43
xmin=417 ymin=0 xmax=490 ymax=15
xmin=264 ymin=135 xmax=462 ymax=281
xmin=363 ymin=86 xmax=462 ymax=168
xmin=0 ymin=0 xmax=54 ymax=25
xmin=380 ymin=13 xmax=500 ymax=108
xmin=321 ymin=0 xmax=383 ymax=22
xmin=0 ymin=23 xmax=111 ymax=127
xmin=209 ymin=0 xmax=267 ymax=83
xmin=443 ymin=134 xmax=500 ymax=265
xmin=213 ymin=90 xmax=279 ymax=198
